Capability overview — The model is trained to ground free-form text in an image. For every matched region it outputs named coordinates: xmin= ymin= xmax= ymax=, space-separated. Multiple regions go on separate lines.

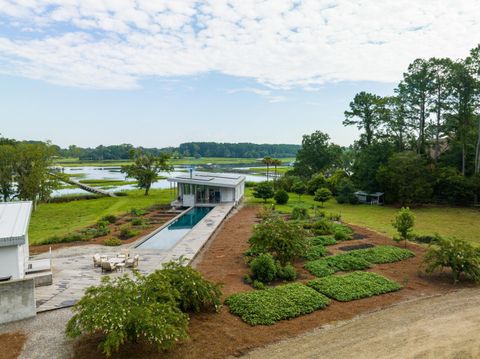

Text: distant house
xmin=168 ymin=171 xmax=246 ymax=207
xmin=354 ymin=191 xmax=384 ymax=205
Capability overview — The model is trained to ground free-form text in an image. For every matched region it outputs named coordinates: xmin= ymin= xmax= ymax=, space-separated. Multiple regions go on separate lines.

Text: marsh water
xmin=53 ymin=165 xmax=271 ymax=197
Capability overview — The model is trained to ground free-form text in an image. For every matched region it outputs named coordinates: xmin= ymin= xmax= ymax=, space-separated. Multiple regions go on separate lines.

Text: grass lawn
xmin=246 ymin=189 xmax=480 ymax=245
xmin=54 ymin=157 xmax=296 ymax=167
xmin=29 ymin=189 xmax=171 ymax=245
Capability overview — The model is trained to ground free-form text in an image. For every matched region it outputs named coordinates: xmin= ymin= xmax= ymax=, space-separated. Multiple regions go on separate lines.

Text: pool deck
xmin=34 ymin=203 xmax=234 ymax=312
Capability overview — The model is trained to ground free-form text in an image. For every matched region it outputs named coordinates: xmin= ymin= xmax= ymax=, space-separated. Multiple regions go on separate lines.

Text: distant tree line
xmin=275 ymin=44 xmax=480 ymax=207
xmin=56 ymin=142 xmax=300 ymax=161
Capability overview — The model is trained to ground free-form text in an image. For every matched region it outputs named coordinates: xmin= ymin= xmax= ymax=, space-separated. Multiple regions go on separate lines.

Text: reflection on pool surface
xmin=136 ymin=207 xmax=212 ymax=250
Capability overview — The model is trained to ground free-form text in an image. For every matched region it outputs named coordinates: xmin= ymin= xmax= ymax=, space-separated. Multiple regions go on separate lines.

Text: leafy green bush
xmin=276 ymin=263 xmax=297 ymax=281
xmin=225 ymin=283 xmax=331 ymax=325
xmin=314 ymin=187 xmax=332 ymax=207
xmin=119 ymin=225 xmax=139 ymax=240
xmin=66 ymin=275 xmax=189 ymax=357
xmin=243 ymin=274 xmax=253 ymax=285
xmin=96 ymin=220 xmax=110 ymax=229
xmin=304 ymin=253 xmax=371 ymax=277
xmin=328 ymin=213 xmax=342 ymax=221
xmin=250 ymin=253 xmax=277 ymax=283
xmin=103 ymin=237 xmax=122 ymax=246
xmin=424 ymin=236 xmax=480 ymax=284
xmin=290 ymin=206 xmax=310 ymax=220
xmin=130 ymin=208 xmax=147 ymax=216
xmin=310 ymin=218 xmax=334 ymax=235
xmin=249 ymin=216 xmax=308 ymax=265
xmin=308 ymin=272 xmax=402 ymax=301
xmin=304 ymin=245 xmax=328 ymax=261
xmin=311 ymin=236 xmax=337 ymax=246
xmin=253 ymin=181 xmax=275 ymax=202
xmin=334 ymin=229 xmax=352 ymax=241
xmin=274 ymin=189 xmax=289 ymax=205
xmin=131 ymin=217 xmax=146 ymax=226
xmin=149 ymin=258 xmax=223 ymax=312
xmin=252 ymin=280 xmax=266 ymax=290
xmin=349 ymin=245 xmax=415 ymax=264
xmin=101 ymin=214 xmax=117 ymax=224
xmin=335 ymin=178 xmax=358 ymax=204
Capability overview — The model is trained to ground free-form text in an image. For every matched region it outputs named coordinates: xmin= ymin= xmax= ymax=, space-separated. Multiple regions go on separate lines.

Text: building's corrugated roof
xmin=168 ymin=172 xmax=246 ymax=188
xmin=0 ymin=201 xmax=32 ymax=241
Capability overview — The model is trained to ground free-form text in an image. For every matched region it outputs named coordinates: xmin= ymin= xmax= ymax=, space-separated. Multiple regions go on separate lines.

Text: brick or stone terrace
xmin=34 ymin=204 xmax=234 ymax=312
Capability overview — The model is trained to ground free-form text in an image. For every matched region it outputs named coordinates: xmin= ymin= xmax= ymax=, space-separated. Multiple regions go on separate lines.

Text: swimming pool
xmin=136 ymin=207 xmax=213 ymax=250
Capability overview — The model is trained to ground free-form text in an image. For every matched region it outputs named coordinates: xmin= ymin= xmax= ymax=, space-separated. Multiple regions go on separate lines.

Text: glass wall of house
xmin=179 ymin=183 xmax=222 ymax=204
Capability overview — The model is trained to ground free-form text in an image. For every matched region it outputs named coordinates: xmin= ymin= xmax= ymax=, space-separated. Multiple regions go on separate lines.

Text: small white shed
xmin=168 ymin=172 xmax=246 ymax=207
xmin=0 ymin=201 xmax=32 ymax=280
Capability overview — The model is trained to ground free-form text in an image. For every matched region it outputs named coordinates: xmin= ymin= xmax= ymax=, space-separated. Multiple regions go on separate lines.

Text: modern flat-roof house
xmin=0 ymin=201 xmax=32 ymax=280
xmin=168 ymin=171 xmax=246 ymax=207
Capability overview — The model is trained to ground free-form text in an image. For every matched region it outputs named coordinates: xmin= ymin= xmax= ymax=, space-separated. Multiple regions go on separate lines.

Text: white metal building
xmin=0 ymin=201 xmax=32 ymax=280
xmin=168 ymin=172 xmax=246 ymax=207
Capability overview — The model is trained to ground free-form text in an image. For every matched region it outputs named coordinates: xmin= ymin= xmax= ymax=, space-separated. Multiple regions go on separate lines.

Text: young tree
xmin=465 ymin=46 xmax=480 ymax=176
xmin=314 ymin=187 xmax=332 ymax=207
xmin=122 ymin=151 xmax=172 ymax=195
xmin=252 ymin=181 xmax=274 ymax=202
xmin=343 ymin=92 xmax=387 ymax=147
xmin=291 ymin=180 xmax=306 ymax=201
xmin=392 ymin=207 xmax=415 ymax=248
xmin=271 ymin=158 xmax=282 ymax=187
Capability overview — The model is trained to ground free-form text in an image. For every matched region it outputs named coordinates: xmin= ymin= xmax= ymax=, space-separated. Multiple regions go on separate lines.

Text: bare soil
xmin=0 ymin=332 xmax=26 ymax=359
xmin=71 ymin=205 xmax=473 ymax=359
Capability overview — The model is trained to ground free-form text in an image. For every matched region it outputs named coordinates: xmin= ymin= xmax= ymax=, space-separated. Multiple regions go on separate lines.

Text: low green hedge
xmin=308 ymin=271 xmax=402 ymax=302
xmin=305 ymin=253 xmax=371 ymax=277
xmin=225 ymin=283 xmax=331 ymax=325
xmin=348 ymin=245 xmax=415 ymax=264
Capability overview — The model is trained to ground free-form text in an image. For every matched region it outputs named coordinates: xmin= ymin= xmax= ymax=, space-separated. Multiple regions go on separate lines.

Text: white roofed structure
xmin=168 ymin=171 xmax=246 ymax=207
xmin=0 ymin=201 xmax=32 ymax=280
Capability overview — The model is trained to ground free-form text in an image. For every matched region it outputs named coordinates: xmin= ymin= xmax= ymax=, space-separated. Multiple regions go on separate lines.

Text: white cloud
xmin=227 ymin=87 xmax=286 ymax=103
xmin=0 ymin=0 xmax=479 ymax=90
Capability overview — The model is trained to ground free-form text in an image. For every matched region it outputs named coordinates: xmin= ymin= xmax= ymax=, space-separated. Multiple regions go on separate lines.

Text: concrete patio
xmin=34 ymin=203 xmax=234 ymax=312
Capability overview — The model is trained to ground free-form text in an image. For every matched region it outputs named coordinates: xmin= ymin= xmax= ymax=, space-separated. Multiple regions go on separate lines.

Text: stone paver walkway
xmin=35 ymin=204 xmax=233 ymax=312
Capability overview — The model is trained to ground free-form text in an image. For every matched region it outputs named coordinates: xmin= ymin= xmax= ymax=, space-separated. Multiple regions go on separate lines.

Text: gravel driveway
xmin=241 ymin=287 xmax=480 ymax=359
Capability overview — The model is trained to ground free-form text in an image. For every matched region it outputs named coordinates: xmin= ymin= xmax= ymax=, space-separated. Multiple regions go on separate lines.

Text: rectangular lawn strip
xmin=225 ymin=283 xmax=331 ymax=326
xmin=308 ymin=271 xmax=402 ymax=302
xmin=304 ymin=253 xmax=371 ymax=277
xmin=348 ymin=245 xmax=415 ymax=264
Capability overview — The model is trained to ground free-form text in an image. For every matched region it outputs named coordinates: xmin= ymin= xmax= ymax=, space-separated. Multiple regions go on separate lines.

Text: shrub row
xmin=310 ymin=236 xmax=337 ymax=246
xmin=308 ymin=271 xmax=402 ymax=302
xmin=225 ymin=283 xmax=331 ymax=325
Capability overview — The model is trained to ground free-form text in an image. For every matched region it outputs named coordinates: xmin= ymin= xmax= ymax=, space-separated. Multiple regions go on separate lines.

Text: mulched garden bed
xmin=72 ymin=206 xmax=473 ymax=359
xmin=338 ymin=243 xmax=376 ymax=251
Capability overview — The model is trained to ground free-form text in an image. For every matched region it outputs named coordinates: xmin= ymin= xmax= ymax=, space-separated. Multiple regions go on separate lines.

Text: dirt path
xmin=242 ymin=287 xmax=480 ymax=359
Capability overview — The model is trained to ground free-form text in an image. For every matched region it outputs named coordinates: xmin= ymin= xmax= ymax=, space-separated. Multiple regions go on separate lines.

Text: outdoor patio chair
xmin=120 ymin=249 xmax=130 ymax=258
xmin=126 ymin=254 xmax=139 ymax=268
xmin=101 ymin=260 xmax=117 ymax=273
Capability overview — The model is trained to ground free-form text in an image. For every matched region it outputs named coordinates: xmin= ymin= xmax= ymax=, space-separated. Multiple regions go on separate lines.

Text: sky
xmin=0 ymin=0 xmax=479 ymax=148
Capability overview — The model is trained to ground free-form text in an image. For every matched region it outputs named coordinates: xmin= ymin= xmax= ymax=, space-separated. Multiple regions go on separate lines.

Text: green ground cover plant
xmin=304 ymin=244 xmax=328 ymax=261
xmin=225 ymin=283 xmax=330 ymax=325
xmin=308 ymin=271 xmax=402 ymax=302
xmin=310 ymin=236 xmax=337 ymax=246
xmin=304 ymin=253 xmax=371 ymax=277
xmin=348 ymin=245 xmax=415 ymax=264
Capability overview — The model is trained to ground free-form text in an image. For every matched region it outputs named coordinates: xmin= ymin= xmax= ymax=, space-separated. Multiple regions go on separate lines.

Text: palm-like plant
xmin=262 ymin=156 xmax=273 ymax=181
